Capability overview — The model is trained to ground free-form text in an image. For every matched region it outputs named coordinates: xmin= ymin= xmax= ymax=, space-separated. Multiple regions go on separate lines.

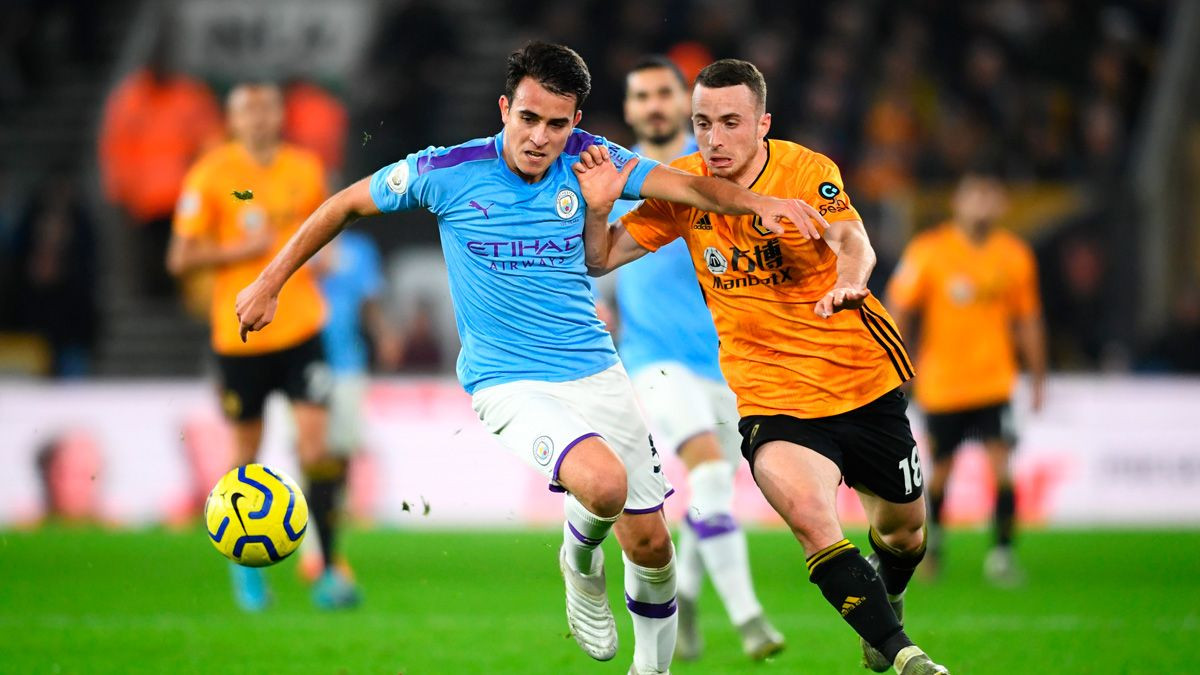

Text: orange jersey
xmin=174 ymin=142 xmax=327 ymax=356
xmin=622 ymin=139 xmax=913 ymax=419
xmin=887 ymin=223 xmax=1040 ymax=412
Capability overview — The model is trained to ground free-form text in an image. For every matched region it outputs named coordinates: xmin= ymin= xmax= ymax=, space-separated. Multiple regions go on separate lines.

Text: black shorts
xmin=739 ymin=388 xmax=923 ymax=503
xmin=215 ymin=334 xmax=332 ymax=422
xmin=924 ymin=401 xmax=1016 ymax=460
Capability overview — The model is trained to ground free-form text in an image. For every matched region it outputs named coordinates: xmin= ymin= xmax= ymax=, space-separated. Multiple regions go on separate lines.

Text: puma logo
xmin=469 ymin=200 xmax=495 ymax=219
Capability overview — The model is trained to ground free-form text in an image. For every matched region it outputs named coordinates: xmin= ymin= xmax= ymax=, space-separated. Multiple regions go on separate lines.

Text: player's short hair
xmin=505 ymin=41 xmax=591 ymax=109
xmin=627 ymin=55 xmax=687 ymax=91
xmin=695 ymin=59 xmax=767 ymax=110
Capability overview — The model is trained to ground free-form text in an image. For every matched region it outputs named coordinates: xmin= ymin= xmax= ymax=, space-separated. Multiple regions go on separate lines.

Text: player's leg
xmin=471 ymin=381 xmax=627 ymax=662
xmin=612 ymin=509 xmax=677 ymax=675
xmin=281 ymin=337 xmax=355 ymax=608
xmin=216 ymin=354 xmax=272 ymax=612
xmin=843 ymin=388 xmax=948 ymax=674
xmin=922 ymin=411 xmax=964 ymax=577
xmin=983 ymin=403 xmax=1021 ymax=585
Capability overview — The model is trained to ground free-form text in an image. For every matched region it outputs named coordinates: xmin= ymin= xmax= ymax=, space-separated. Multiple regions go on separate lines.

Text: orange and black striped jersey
xmin=622 ymin=139 xmax=913 ymax=419
xmin=174 ymin=142 xmax=327 ymax=356
xmin=887 ymin=223 xmax=1040 ymax=413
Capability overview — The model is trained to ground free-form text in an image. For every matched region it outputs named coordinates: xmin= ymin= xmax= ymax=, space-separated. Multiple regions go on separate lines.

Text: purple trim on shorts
xmin=625 ymin=593 xmax=678 ymax=619
xmin=418 ymin=141 xmax=498 ymax=175
xmin=567 ymin=521 xmax=605 ymax=547
xmin=623 ymin=488 xmax=676 ymax=514
xmin=685 ymin=512 xmax=739 ymax=540
xmin=547 ymin=432 xmax=603 ymax=492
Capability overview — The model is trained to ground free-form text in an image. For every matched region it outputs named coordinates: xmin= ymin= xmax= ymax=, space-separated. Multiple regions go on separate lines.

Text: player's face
xmin=692 ymin=84 xmax=771 ymax=180
xmin=624 ymin=67 xmax=689 ymax=145
xmin=227 ymin=85 xmax=284 ymax=149
xmin=953 ymin=176 xmax=1008 ymax=227
xmin=499 ymin=77 xmax=583 ymax=181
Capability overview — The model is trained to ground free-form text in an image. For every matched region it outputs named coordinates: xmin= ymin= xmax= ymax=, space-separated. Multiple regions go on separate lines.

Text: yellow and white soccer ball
xmin=205 ymin=464 xmax=308 ymax=567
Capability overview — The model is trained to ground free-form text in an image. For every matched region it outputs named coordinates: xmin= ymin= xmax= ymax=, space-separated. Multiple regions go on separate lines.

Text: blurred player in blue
xmin=300 ymin=229 xmax=403 ymax=606
xmin=234 ymin=42 xmax=817 ymax=675
xmin=606 ymin=56 xmax=783 ymax=662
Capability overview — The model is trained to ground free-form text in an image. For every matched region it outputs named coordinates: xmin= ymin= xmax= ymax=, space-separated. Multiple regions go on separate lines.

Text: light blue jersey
xmin=612 ymin=137 xmax=724 ymax=383
xmin=369 ymin=129 xmax=658 ymax=394
xmin=320 ymin=230 xmax=385 ymax=375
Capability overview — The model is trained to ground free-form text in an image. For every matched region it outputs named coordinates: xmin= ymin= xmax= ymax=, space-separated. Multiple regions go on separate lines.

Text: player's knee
xmin=579 ymin=470 xmax=628 ymax=518
xmin=625 ymin=524 xmax=673 ymax=568
xmin=877 ymin=521 xmax=926 ymax=556
xmin=782 ymin=496 xmax=839 ymax=548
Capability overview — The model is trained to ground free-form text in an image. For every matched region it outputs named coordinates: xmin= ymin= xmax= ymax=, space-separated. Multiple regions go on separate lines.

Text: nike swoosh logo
xmin=230 ymin=492 xmax=249 ymax=534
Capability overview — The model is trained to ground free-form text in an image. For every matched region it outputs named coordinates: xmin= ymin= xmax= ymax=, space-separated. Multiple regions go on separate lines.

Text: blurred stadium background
xmin=1 ymin=0 xmax=1198 ymax=673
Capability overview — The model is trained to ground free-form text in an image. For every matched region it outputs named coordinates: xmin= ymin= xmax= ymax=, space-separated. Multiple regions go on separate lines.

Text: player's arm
xmin=235 ymin=178 xmax=379 ymax=341
xmin=362 ymin=297 xmax=404 ymax=371
xmin=1012 ymin=251 xmax=1047 ymax=412
xmin=815 ymin=218 xmax=876 ymax=319
xmin=166 ymin=229 xmax=273 ymax=277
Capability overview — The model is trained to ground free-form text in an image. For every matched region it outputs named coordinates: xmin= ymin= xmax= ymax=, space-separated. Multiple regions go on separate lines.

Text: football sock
xmin=868 ymin=527 xmax=926 ymax=598
xmin=675 ymin=518 xmax=704 ymax=600
xmin=304 ymin=457 xmax=347 ymax=572
xmin=995 ymin=483 xmax=1016 ymax=548
xmin=563 ymin=494 xmax=618 ymax=574
xmin=624 ymin=550 xmax=678 ymax=673
xmin=687 ymin=461 xmax=763 ymax=625
xmin=808 ymin=539 xmax=913 ymax=663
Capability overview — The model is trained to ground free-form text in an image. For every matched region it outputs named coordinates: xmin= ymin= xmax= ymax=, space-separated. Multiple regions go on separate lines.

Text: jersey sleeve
xmin=172 ymin=163 xmax=216 ymax=240
xmin=800 ymin=154 xmax=861 ymax=224
xmin=600 ymin=139 xmax=660 ymax=200
xmin=620 ymin=197 xmax=686 ymax=252
xmin=368 ymin=146 xmax=443 ymax=213
xmin=1008 ymin=242 xmax=1041 ymax=318
xmin=887 ymin=239 xmax=929 ymax=311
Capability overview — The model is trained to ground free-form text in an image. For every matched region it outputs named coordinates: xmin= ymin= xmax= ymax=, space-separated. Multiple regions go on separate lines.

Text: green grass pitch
xmin=1 ymin=527 xmax=1196 ymax=673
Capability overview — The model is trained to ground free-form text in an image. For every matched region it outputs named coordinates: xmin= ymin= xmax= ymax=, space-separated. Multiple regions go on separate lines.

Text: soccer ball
xmin=205 ymin=464 xmax=308 ymax=567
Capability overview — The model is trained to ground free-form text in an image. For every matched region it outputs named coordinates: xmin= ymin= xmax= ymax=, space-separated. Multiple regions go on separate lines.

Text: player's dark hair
xmin=695 ymin=59 xmax=767 ymax=110
xmin=627 ymin=55 xmax=688 ymax=90
xmin=505 ymin=41 xmax=591 ymax=109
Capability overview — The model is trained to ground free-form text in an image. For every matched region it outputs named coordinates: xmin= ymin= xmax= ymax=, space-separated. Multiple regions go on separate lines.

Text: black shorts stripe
xmin=859 ymin=309 xmax=914 ymax=381
xmin=862 ymin=306 xmax=915 ymax=377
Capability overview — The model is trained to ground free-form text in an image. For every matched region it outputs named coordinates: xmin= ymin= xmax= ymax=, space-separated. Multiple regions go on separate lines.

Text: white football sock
xmin=687 ymin=460 xmax=763 ymax=625
xmin=563 ymin=494 xmax=618 ymax=574
xmin=675 ymin=518 xmax=704 ymax=600
xmin=624 ymin=550 xmax=677 ymax=673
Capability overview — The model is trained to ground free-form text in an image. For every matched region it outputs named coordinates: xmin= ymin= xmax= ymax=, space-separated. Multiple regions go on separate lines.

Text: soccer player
xmin=167 ymin=83 xmax=359 ymax=611
xmin=610 ymin=56 xmax=782 ymax=661
xmin=886 ymin=168 xmax=1046 ymax=585
xmin=575 ymin=59 xmax=951 ymax=674
xmin=232 ymin=43 xmax=816 ymax=675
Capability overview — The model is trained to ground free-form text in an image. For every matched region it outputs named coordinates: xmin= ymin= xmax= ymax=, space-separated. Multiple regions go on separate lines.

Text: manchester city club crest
xmin=555 ymin=188 xmax=579 ymax=219
xmin=532 ymin=436 xmax=554 ymax=466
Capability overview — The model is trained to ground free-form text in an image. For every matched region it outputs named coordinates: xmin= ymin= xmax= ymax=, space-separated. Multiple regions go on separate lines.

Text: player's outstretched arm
xmin=235 ymin=177 xmax=380 ymax=341
xmin=814 ymin=219 xmax=876 ymax=319
xmin=574 ymin=146 xmax=653 ymax=276
xmin=639 ymin=165 xmax=827 ymax=240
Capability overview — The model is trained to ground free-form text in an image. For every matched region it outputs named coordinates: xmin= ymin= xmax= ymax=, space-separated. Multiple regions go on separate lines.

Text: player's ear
xmin=572 ymin=109 xmax=583 ymax=127
xmin=759 ymin=112 xmax=772 ymax=141
xmin=498 ymin=95 xmax=510 ymax=122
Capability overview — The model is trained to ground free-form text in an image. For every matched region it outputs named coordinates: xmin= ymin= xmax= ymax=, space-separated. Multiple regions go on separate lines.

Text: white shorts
xmin=471 ymin=362 xmax=674 ymax=513
xmin=631 ymin=361 xmax=743 ymax=465
xmin=327 ymin=373 xmax=367 ymax=455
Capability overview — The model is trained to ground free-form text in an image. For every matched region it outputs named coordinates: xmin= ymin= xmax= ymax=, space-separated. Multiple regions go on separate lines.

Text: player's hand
xmin=752 ymin=196 xmax=828 ymax=240
xmin=815 ymin=286 xmax=871 ymax=319
xmin=573 ymin=145 xmax=637 ymax=213
xmin=235 ymin=278 xmax=279 ymax=342
xmin=1030 ymin=376 xmax=1046 ymax=414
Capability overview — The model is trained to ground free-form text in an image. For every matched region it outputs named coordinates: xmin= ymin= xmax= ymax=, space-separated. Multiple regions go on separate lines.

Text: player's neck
xmin=958 ymin=221 xmax=993 ymax=244
xmin=637 ymin=133 xmax=688 ymax=164
xmin=729 ymin=140 xmax=769 ymax=188
xmin=241 ymin=141 xmax=280 ymax=167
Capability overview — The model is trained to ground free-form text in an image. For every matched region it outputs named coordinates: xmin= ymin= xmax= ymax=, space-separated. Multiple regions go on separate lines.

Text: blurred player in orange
xmin=167 ymin=82 xmax=358 ymax=611
xmin=886 ymin=168 xmax=1046 ymax=585
xmin=574 ymin=60 xmax=949 ymax=674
